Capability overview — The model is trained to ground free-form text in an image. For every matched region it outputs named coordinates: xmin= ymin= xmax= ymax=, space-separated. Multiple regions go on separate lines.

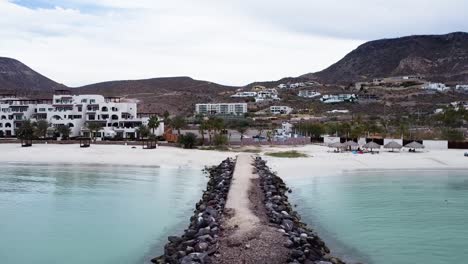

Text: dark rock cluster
xmin=152 ymin=158 xmax=235 ymax=264
xmin=255 ymin=157 xmax=345 ymax=264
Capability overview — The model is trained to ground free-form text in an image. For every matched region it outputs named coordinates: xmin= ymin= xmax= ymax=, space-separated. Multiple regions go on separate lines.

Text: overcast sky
xmin=1 ymin=0 xmax=467 ymax=87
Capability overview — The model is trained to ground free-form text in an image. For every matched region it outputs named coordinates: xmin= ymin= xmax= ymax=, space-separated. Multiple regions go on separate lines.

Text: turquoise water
xmin=0 ymin=163 xmax=207 ymax=264
xmin=285 ymin=169 xmax=468 ymax=264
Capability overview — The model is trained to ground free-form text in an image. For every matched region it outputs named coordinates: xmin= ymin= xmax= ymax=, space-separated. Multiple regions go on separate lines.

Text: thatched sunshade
xmin=384 ymin=141 xmax=403 ymax=151
xmin=343 ymin=140 xmax=359 ymax=147
xmin=405 ymin=141 xmax=425 ymax=149
xmin=328 ymin=142 xmax=345 ymax=148
xmin=363 ymin=141 xmax=381 ymax=150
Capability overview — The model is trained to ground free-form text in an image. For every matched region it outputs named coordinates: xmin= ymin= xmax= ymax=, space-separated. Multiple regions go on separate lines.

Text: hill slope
xmin=0 ymin=57 xmax=64 ymax=95
xmin=76 ymin=77 xmax=239 ymax=114
xmin=303 ymin=32 xmax=468 ymax=84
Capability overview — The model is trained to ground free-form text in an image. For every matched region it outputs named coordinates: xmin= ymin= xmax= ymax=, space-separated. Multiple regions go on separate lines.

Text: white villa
xmin=195 ymin=103 xmax=247 ymax=116
xmin=270 ymin=106 xmax=293 ymax=115
xmin=231 ymin=91 xmax=257 ymax=98
xmin=455 ymin=85 xmax=468 ymax=92
xmin=298 ymin=90 xmax=321 ymax=98
xmin=422 ymin=83 xmax=450 ymax=92
xmin=0 ymin=91 xmax=164 ymax=139
xmin=255 ymin=89 xmax=280 ymax=102
xmin=320 ymin=94 xmax=357 ymax=104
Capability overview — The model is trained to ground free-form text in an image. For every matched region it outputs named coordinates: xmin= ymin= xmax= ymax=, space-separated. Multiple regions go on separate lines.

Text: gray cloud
xmin=0 ymin=0 xmax=466 ymax=86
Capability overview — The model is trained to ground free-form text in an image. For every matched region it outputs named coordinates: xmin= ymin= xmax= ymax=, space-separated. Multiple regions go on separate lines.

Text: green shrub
xmin=179 ymin=132 xmax=198 ymax=149
xmin=213 ymin=134 xmax=228 ymax=146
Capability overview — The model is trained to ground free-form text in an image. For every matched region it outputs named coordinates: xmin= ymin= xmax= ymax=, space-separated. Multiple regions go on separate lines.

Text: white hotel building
xmin=195 ymin=103 xmax=247 ymax=116
xmin=0 ymin=91 xmax=164 ymax=139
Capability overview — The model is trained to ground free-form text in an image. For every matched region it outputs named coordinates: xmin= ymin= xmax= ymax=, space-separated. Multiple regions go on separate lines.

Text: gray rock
xmin=282 ymin=219 xmax=294 ymax=232
xmin=180 ymin=252 xmax=208 ymax=264
xmin=195 ymin=242 xmax=209 ymax=252
xmin=291 ymin=249 xmax=304 ymax=258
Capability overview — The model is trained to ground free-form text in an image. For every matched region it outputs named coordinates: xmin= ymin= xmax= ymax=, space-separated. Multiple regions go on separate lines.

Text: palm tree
xmin=148 ymin=116 xmax=160 ymax=136
xmin=171 ymin=116 xmax=186 ymax=135
xmin=137 ymin=124 xmax=150 ymax=139
xmin=16 ymin=119 xmax=35 ymax=140
xmin=87 ymin=122 xmax=103 ymax=141
xmin=56 ymin=125 xmax=71 ymax=140
xmin=199 ymin=121 xmax=208 ymax=145
xmin=34 ymin=120 xmax=49 ymax=139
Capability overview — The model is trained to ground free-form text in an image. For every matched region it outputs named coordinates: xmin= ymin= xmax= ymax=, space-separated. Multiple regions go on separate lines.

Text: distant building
xmin=320 ymin=94 xmax=357 ymax=104
xmin=251 ymin=85 xmax=266 ymax=92
xmin=298 ymin=90 xmax=321 ymax=98
xmin=0 ymin=92 xmax=163 ymax=139
xmin=195 ymin=103 xmax=247 ymax=116
xmin=422 ymin=83 xmax=450 ymax=92
xmin=231 ymin=91 xmax=257 ymax=98
xmin=270 ymin=106 xmax=293 ymax=115
xmin=255 ymin=89 xmax=280 ymax=102
xmin=277 ymin=84 xmax=287 ymax=89
xmin=455 ymin=85 xmax=468 ymax=91
xmin=327 ymin=109 xmax=350 ymax=114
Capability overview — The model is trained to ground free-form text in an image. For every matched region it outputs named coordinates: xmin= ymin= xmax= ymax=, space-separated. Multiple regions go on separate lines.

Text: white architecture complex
xmin=0 ymin=91 xmax=164 ymax=139
xmin=255 ymin=89 xmax=280 ymax=102
xmin=455 ymin=85 xmax=468 ymax=92
xmin=298 ymin=90 xmax=321 ymax=98
xmin=422 ymin=83 xmax=450 ymax=92
xmin=195 ymin=103 xmax=247 ymax=116
xmin=231 ymin=91 xmax=257 ymax=98
xmin=320 ymin=94 xmax=357 ymax=104
xmin=270 ymin=106 xmax=293 ymax=115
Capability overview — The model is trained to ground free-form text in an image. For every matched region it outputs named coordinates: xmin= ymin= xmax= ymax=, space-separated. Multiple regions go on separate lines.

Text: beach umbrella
xmin=328 ymin=142 xmax=344 ymax=152
xmin=363 ymin=141 xmax=381 ymax=151
xmin=405 ymin=141 xmax=425 ymax=149
xmin=343 ymin=140 xmax=359 ymax=147
xmin=343 ymin=140 xmax=359 ymax=151
xmin=384 ymin=141 xmax=402 ymax=152
xmin=328 ymin=142 xmax=344 ymax=148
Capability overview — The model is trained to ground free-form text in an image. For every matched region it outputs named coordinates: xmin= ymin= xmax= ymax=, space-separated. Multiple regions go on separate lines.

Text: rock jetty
xmin=151 ymin=158 xmax=235 ymax=264
xmin=255 ymin=157 xmax=345 ymax=264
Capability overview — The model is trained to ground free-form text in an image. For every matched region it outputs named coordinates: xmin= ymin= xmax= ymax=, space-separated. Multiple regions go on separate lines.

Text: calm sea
xmin=285 ymin=169 xmax=468 ymax=264
xmin=0 ymin=163 xmax=207 ymax=264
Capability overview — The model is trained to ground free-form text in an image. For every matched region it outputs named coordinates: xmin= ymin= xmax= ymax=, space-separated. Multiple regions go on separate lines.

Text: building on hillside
xmin=298 ymin=90 xmax=321 ymax=98
xmin=275 ymin=122 xmax=294 ymax=137
xmin=195 ymin=103 xmax=247 ymax=116
xmin=320 ymin=94 xmax=357 ymax=104
xmin=255 ymin=89 xmax=280 ymax=102
xmin=422 ymin=83 xmax=450 ymax=92
xmin=455 ymin=85 xmax=468 ymax=92
xmin=251 ymin=85 xmax=266 ymax=92
xmin=230 ymin=91 xmax=257 ymax=98
xmin=270 ymin=105 xmax=293 ymax=115
xmin=0 ymin=91 xmax=164 ymax=139
xmin=277 ymin=83 xmax=307 ymax=89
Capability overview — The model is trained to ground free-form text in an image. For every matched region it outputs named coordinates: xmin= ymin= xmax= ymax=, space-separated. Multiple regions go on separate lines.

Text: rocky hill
xmin=75 ymin=77 xmax=239 ymax=115
xmin=0 ymin=57 xmax=239 ymax=114
xmin=0 ymin=57 xmax=65 ymax=95
xmin=303 ymin=32 xmax=468 ymax=84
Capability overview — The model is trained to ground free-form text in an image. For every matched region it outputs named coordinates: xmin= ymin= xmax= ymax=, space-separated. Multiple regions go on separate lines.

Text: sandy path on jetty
xmin=224 ymin=154 xmax=260 ymax=238
xmin=214 ymin=154 xmax=289 ymax=264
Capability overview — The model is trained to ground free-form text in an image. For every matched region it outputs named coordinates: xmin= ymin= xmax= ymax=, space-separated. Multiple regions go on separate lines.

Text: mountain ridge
xmin=302 ymin=32 xmax=468 ymax=84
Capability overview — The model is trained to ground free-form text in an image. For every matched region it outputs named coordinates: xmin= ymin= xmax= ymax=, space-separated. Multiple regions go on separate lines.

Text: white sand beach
xmin=1 ymin=143 xmax=467 ymax=174
xmin=260 ymin=145 xmax=468 ymax=178
xmin=0 ymin=144 xmax=236 ymax=169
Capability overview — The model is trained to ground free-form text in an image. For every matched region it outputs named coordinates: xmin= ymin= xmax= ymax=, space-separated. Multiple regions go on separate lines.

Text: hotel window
xmin=81 ymin=99 xmax=87 ymax=103
xmin=90 ymin=99 xmax=96 ymax=104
